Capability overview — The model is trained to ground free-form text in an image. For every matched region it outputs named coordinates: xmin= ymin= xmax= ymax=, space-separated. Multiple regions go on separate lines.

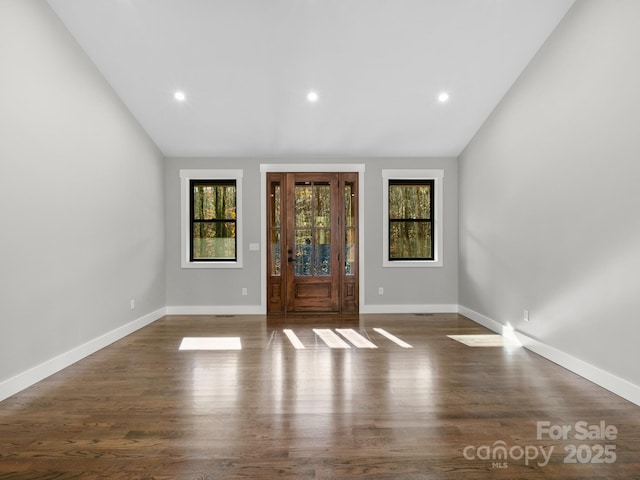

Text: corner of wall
xmin=458 ymin=305 xmax=640 ymax=407
xmin=0 ymin=308 xmax=167 ymax=402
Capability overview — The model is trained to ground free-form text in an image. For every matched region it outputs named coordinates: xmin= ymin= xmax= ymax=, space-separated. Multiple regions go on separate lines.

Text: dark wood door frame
xmin=266 ymin=172 xmax=359 ymax=314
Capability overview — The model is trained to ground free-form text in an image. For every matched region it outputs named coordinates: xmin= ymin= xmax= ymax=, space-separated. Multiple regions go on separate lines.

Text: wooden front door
xmin=267 ymin=172 xmax=359 ymax=314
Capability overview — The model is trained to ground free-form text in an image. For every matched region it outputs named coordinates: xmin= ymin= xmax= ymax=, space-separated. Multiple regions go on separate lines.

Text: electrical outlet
xmin=242 ymin=288 xmax=248 ymax=296
xmin=378 ymin=287 xmax=384 ymax=295
xmin=523 ymin=309 xmax=529 ymax=322
xmin=130 ymin=299 xmax=135 ymax=310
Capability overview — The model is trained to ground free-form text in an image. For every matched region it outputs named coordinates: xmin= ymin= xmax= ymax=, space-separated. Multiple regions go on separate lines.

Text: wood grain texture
xmin=1 ymin=314 xmax=638 ymax=479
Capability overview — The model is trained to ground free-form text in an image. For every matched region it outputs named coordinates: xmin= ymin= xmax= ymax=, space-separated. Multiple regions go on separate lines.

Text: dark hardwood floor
xmin=1 ymin=314 xmax=639 ymax=479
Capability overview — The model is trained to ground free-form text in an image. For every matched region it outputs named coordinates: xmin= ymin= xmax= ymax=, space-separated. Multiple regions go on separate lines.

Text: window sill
xmin=181 ymin=260 xmax=243 ymax=269
xmin=383 ymin=259 xmax=443 ymax=268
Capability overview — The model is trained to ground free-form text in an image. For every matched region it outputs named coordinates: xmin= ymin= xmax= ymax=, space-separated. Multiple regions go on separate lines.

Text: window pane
xmin=193 ymin=183 xmax=236 ymax=220
xmin=389 ymin=221 xmax=432 ymax=260
xmin=191 ymin=180 xmax=237 ymax=262
xmin=389 ymin=183 xmax=431 ymax=220
xmin=192 ymin=222 xmax=236 ymax=260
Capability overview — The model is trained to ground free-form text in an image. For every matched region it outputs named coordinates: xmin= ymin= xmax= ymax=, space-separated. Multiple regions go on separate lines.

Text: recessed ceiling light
xmin=306 ymin=90 xmax=319 ymax=103
xmin=174 ymin=90 xmax=186 ymax=102
xmin=438 ymin=92 xmax=450 ymax=103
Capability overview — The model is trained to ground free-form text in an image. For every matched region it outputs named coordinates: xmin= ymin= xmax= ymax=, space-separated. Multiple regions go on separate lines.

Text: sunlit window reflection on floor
xmin=313 ymin=328 xmax=351 ymax=348
xmin=190 ymin=356 xmax=239 ymax=413
xmin=283 ymin=329 xmax=305 ymax=349
xmin=373 ymin=328 xmax=413 ymax=348
xmin=336 ymin=328 xmax=377 ymax=348
xmin=179 ymin=337 xmax=242 ymax=350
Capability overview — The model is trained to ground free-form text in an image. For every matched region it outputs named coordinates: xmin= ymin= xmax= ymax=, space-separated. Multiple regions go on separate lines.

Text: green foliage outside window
xmin=191 ymin=180 xmax=237 ymax=261
xmin=388 ymin=180 xmax=434 ymax=260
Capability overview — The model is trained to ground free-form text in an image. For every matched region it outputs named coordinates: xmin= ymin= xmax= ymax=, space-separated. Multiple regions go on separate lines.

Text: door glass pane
xmin=270 ymin=182 xmax=281 ymax=275
xmin=271 ymin=183 xmax=281 ymax=227
xmin=294 ymin=181 xmax=332 ymax=277
xmin=344 ymin=183 xmax=354 ymax=227
xmin=295 ymin=183 xmax=313 ymax=276
xmin=314 ymin=183 xmax=331 ymax=275
xmin=345 ymin=182 xmax=355 ymax=275
xmin=314 ymin=183 xmax=330 ymax=227
xmin=271 ymin=229 xmax=281 ymax=275
xmin=345 ymin=228 xmax=355 ymax=275
xmin=295 ymin=184 xmax=312 ymax=227
xmin=314 ymin=228 xmax=331 ymax=276
xmin=295 ymin=229 xmax=312 ymax=276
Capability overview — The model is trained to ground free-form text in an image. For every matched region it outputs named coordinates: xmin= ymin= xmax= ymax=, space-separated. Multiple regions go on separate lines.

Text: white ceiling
xmin=46 ymin=0 xmax=574 ymax=158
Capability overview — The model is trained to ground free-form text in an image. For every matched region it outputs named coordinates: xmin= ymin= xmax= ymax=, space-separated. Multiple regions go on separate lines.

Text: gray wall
xmin=0 ymin=1 xmax=166 ymax=382
xmin=165 ymin=158 xmax=264 ymax=308
xmin=363 ymin=158 xmax=458 ymax=308
xmin=165 ymin=157 xmax=458 ymax=310
xmin=459 ymin=0 xmax=640 ymax=385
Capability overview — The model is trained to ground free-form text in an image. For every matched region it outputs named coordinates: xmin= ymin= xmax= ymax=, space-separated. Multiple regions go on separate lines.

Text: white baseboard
xmin=0 ymin=307 xmax=166 ymax=402
xmin=165 ymin=305 xmax=265 ymax=315
xmin=459 ymin=305 xmax=640 ymax=407
xmin=457 ymin=306 xmax=509 ymax=333
xmin=360 ymin=304 xmax=459 ymax=314
xmin=168 ymin=304 xmax=460 ymax=315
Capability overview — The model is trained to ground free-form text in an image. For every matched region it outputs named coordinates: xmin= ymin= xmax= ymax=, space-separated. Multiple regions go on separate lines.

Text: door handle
xmin=287 ymin=258 xmax=295 ymax=262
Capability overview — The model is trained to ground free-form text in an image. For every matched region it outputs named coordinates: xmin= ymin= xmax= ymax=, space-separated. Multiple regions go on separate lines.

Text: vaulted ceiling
xmin=47 ymin=0 xmax=574 ymax=158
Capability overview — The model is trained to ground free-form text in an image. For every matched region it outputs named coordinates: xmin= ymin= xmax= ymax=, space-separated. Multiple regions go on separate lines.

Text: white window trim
xmin=180 ymin=169 xmax=243 ymax=269
xmin=382 ymin=169 xmax=444 ymax=268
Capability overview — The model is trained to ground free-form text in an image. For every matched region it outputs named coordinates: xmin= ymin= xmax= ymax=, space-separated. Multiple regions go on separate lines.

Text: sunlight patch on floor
xmin=373 ymin=328 xmax=413 ymax=348
xmin=179 ymin=337 xmax=242 ymax=351
xmin=283 ymin=329 xmax=306 ymax=349
xmin=313 ymin=329 xmax=351 ymax=348
xmin=336 ymin=329 xmax=377 ymax=348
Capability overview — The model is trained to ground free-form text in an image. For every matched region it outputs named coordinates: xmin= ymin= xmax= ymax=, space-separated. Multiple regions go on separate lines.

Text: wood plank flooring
xmin=1 ymin=313 xmax=639 ymax=479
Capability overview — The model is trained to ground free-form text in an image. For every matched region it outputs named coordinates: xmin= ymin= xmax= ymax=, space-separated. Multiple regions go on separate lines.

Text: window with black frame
xmin=388 ymin=179 xmax=434 ymax=261
xmin=190 ymin=179 xmax=237 ymax=261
